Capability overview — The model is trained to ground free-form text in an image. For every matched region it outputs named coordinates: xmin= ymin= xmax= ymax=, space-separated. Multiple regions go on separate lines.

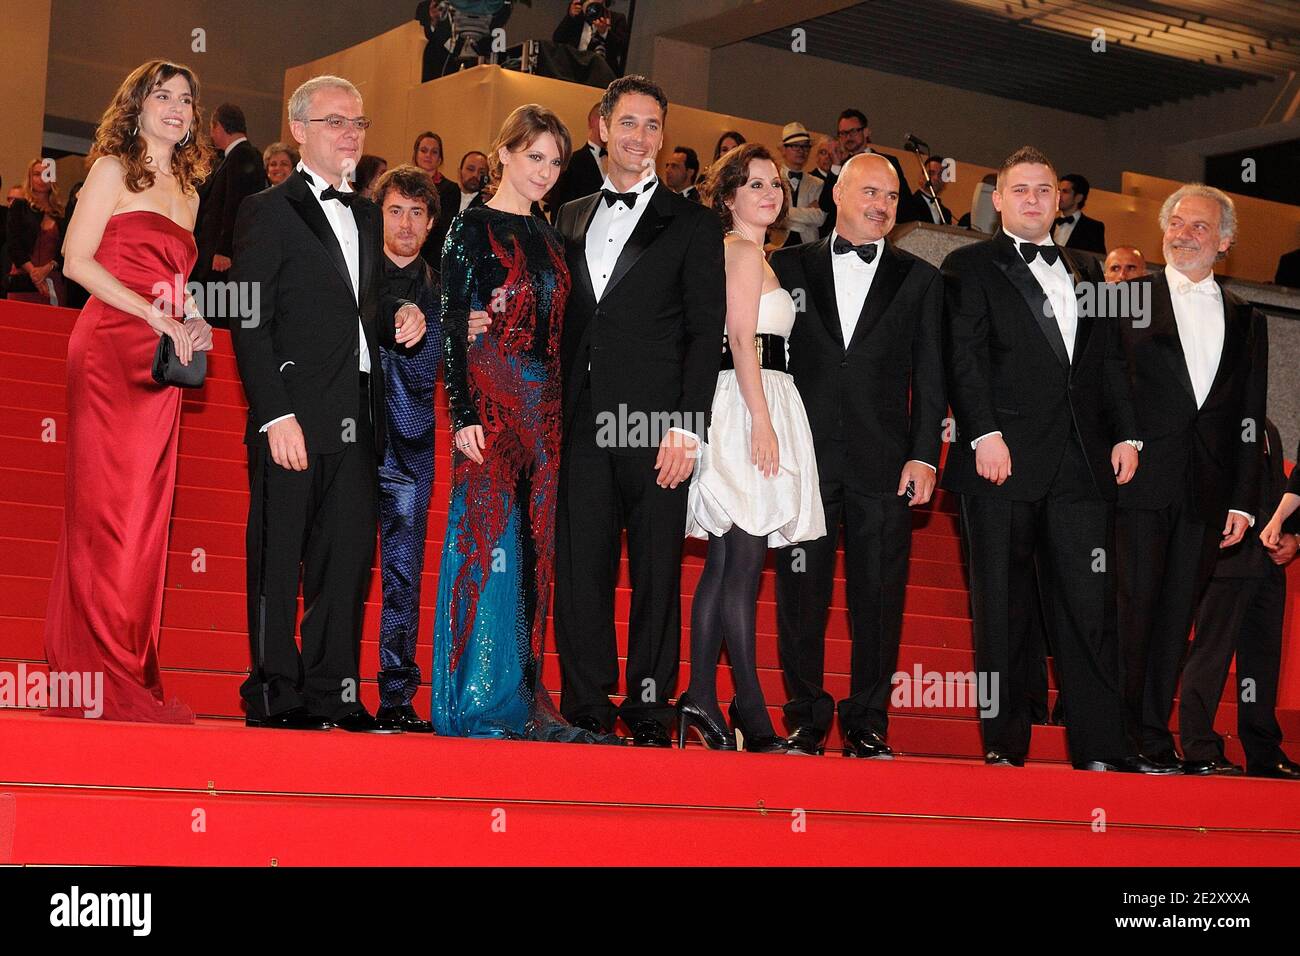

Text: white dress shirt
xmin=829 ymin=229 xmax=883 ymax=346
xmin=587 ymin=140 xmax=606 ymax=177
xmin=223 ymin=135 xmax=248 ymax=157
xmin=1164 ymin=263 xmax=1224 ymax=409
xmin=1052 ymin=210 xmax=1080 ymax=246
xmin=261 ymin=161 xmax=368 ymax=432
xmin=586 ymin=170 xmax=656 ymax=301
xmin=458 ymin=189 xmax=478 ymax=214
xmin=920 ymin=190 xmax=945 ymax=224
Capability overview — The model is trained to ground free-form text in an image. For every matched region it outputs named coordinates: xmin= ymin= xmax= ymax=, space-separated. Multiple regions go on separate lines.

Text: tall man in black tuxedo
xmin=230 ymin=76 xmax=426 ymax=732
xmin=552 ymin=75 xmax=726 ymax=745
xmin=1114 ymin=183 xmax=1268 ymax=769
xmin=192 ymin=103 xmax=265 ymax=293
xmin=1053 ymin=174 xmax=1106 ymax=255
xmin=771 ymin=153 xmax=945 ymax=757
xmin=1180 ymin=418 xmax=1300 ymax=777
xmin=942 ymin=146 xmax=1164 ymax=772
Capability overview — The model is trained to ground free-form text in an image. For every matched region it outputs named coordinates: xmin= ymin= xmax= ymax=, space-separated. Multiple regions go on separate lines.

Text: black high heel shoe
xmin=676 ymin=693 xmax=737 ymax=751
xmin=729 ymin=699 xmax=788 ymax=754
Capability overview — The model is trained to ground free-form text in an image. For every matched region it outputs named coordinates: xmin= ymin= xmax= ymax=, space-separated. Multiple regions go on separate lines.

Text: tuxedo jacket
xmin=770 ymin=237 xmax=945 ymax=493
xmin=194 ymin=139 xmax=266 ymax=277
xmin=913 ymin=188 xmax=953 ymax=226
xmin=1061 ymin=212 xmax=1106 ymax=255
xmin=229 ymin=169 xmax=405 ymax=457
xmin=554 ymin=185 xmax=726 ymax=456
xmin=1114 ymin=270 xmax=1267 ymax=523
xmin=547 ymin=145 xmax=603 ymax=220
xmin=1213 ymin=421 xmax=1300 ymax=578
xmin=941 ymin=233 xmax=1137 ymax=502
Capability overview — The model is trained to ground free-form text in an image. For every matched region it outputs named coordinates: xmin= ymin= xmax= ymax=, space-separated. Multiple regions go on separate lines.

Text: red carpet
xmin=1 ymin=298 xmax=1299 ymax=865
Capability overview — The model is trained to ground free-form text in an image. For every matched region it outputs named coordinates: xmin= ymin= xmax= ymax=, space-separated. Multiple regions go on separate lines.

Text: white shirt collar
xmin=223 ymin=135 xmax=248 ymax=156
xmin=1002 ymin=227 xmax=1054 ymax=248
xmin=1165 ymin=263 xmax=1220 ymax=296
xmin=601 ymin=169 xmax=657 ymax=195
xmin=829 ymin=229 xmax=884 ymax=262
xmin=298 ymin=159 xmax=352 ymax=193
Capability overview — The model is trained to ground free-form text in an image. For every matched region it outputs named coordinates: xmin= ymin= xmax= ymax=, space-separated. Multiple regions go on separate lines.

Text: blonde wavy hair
xmin=21 ymin=158 xmax=65 ymax=217
xmin=88 ymin=59 xmax=212 ymax=195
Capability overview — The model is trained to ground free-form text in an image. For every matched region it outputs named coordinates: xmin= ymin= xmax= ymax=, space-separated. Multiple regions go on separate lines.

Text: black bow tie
xmin=602 ymin=187 xmax=642 ymax=208
xmin=1053 ymin=215 xmax=1074 ymax=230
xmin=833 ymin=236 xmax=878 ymax=263
xmin=1019 ymin=241 xmax=1060 ymax=266
xmin=320 ymin=184 xmax=359 ymax=207
xmin=598 ymin=147 xmax=608 ymax=157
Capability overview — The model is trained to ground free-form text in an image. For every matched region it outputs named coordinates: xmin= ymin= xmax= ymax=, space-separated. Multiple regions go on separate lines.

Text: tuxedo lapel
xmin=601 ymin=187 xmax=674 ymax=300
xmin=803 ymin=238 xmax=843 ymax=349
xmin=286 ymin=171 xmax=356 ymax=305
xmin=992 ymin=234 xmax=1069 ymax=368
xmin=846 ymin=241 xmax=906 ymax=353
xmin=356 ymin=201 xmax=376 ymax=306
xmin=1151 ymin=271 xmax=1198 ymax=405
xmin=568 ymin=192 xmax=602 ymax=308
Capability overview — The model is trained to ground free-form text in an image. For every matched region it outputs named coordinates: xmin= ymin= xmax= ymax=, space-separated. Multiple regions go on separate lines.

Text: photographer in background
xmin=554 ymin=1 xmax=629 ymax=77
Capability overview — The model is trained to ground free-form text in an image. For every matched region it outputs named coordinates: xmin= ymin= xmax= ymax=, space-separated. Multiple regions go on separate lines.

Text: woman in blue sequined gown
xmin=431 ymin=105 xmax=608 ymax=741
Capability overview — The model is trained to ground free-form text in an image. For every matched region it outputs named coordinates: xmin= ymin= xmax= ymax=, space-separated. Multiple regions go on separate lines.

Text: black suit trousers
xmin=961 ymin=438 xmax=1130 ymax=762
xmin=775 ymin=446 xmax=912 ymax=736
xmin=554 ymin=385 xmax=688 ymax=730
xmin=240 ymin=382 xmax=377 ymax=721
xmin=1116 ymin=502 xmax=1222 ymax=756
xmin=1180 ymin=571 xmax=1287 ymax=766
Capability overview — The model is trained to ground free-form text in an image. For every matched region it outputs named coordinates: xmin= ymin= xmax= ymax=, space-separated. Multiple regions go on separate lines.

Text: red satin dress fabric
xmin=43 ymin=210 xmax=195 ymax=722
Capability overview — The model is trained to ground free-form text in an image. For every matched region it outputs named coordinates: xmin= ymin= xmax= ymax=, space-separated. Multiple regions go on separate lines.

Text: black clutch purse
xmin=151 ymin=333 xmax=207 ymax=388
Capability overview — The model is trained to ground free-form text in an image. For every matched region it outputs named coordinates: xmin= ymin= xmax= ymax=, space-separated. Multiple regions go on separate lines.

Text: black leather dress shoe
xmin=331 ymin=709 xmax=401 ymax=734
xmin=629 ymin=718 xmax=671 ymax=748
xmin=1144 ymin=750 xmax=1184 ymax=773
xmin=784 ymin=726 xmax=825 ymax=756
xmin=1247 ymin=759 xmax=1300 ymax=780
xmin=570 ymin=715 xmax=608 ymax=735
xmin=1183 ymin=758 xmax=1245 ymax=776
xmin=984 ymin=750 xmax=1025 ymax=767
xmin=245 ymin=707 xmax=332 ymax=731
xmin=842 ymin=728 xmax=894 ymax=759
xmin=375 ymin=704 xmax=435 ymax=734
xmin=1074 ymin=755 xmax=1181 ymax=774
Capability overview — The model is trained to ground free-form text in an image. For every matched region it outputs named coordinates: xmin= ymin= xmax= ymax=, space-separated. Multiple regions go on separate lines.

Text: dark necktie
xmin=833 ymin=236 xmax=878 ymax=264
xmin=602 ymin=188 xmax=639 ymax=208
xmin=320 ymin=184 xmax=359 ymax=207
xmin=1019 ymin=241 xmax=1060 ymax=266
xmin=1053 ymin=215 xmax=1074 ymax=231
xmin=788 ymin=171 xmax=802 ymax=193
xmin=598 ymin=147 xmax=608 ymax=157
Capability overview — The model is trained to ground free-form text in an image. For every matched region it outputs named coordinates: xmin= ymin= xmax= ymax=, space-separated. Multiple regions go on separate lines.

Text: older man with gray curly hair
xmin=1112 ymin=182 xmax=1268 ymax=774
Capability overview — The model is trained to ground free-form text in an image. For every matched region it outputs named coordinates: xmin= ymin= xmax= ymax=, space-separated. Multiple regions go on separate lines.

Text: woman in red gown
xmin=44 ymin=60 xmax=214 ymax=722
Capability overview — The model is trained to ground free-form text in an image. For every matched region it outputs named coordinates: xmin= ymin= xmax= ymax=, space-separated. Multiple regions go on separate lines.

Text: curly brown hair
xmin=372 ymin=163 xmax=441 ymax=222
xmin=699 ymin=142 xmax=789 ymax=234
xmin=89 ymin=59 xmax=212 ymax=196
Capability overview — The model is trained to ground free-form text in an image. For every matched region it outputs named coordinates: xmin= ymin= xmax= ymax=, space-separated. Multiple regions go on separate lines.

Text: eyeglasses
xmin=837 ymin=126 xmax=865 ymax=138
xmin=785 ymin=143 xmax=811 ymax=151
xmin=306 ymin=115 xmax=372 ymax=131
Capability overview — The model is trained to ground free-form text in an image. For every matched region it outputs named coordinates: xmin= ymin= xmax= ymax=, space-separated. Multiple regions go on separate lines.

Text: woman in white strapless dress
xmin=678 ymin=144 xmax=826 ymax=753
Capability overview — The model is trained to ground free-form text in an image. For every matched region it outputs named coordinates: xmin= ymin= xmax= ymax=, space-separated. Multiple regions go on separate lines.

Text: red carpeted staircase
xmin=2 ymin=299 xmax=1299 ymax=865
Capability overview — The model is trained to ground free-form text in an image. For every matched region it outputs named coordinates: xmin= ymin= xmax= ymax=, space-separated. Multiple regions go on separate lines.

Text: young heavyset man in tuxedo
xmin=230 ymin=75 xmax=426 ymax=732
xmin=941 ymin=146 xmax=1167 ymax=772
xmin=552 ymin=75 xmax=726 ymax=745
xmin=1114 ymin=184 xmax=1268 ymax=771
xmin=771 ymin=153 xmax=945 ymax=757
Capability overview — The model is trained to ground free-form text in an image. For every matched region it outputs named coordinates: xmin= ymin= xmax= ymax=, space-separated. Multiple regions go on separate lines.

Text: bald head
xmin=1103 ymin=246 xmax=1147 ymax=283
xmin=840 ymin=151 xmax=898 ymax=190
xmin=832 ymin=151 xmax=900 ymax=243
